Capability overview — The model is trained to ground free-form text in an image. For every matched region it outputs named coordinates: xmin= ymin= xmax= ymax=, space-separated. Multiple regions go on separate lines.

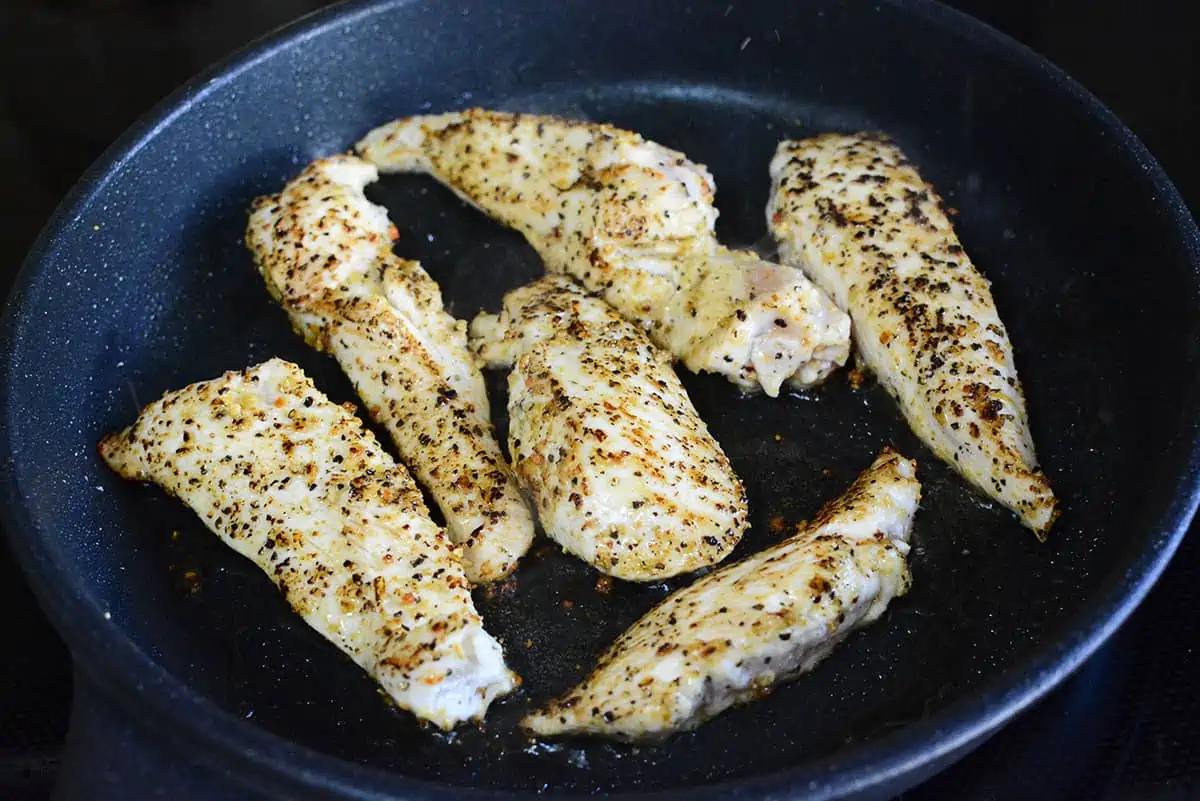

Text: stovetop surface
xmin=1 ymin=1 xmax=1197 ymax=799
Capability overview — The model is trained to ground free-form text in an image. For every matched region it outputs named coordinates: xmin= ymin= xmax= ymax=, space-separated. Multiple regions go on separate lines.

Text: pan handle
xmin=53 ymin=671 xmax=274 ymax=801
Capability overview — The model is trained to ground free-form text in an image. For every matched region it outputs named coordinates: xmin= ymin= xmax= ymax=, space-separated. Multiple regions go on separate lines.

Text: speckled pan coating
xmin=0 ymin=0 xmax=1196 ymax=798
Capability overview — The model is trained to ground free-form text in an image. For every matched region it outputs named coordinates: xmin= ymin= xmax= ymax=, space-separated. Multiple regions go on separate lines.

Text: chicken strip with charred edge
xmin=357 ymin=110 xmax=850 ymax=397
xmin=246 ymin=155 xmax=535 ymax=581
xmin=470 ymin=275 xmax=748 ymax=582
xmin=99 ymin=359 xmax=518 ymax=729
xmin=767 ymin=133 xmax=1056 ymax=535
xmin=522 ymin=448 xmax=918 ymax=741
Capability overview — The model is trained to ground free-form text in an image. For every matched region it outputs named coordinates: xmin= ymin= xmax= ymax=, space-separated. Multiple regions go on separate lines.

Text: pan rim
xmin=2 ymin=0 xmax=1198 ymax=798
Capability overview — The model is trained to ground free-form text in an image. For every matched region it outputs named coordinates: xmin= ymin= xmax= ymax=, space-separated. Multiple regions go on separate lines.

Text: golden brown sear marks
xmin=471 ymin=275 xmax=748 ymax=581
xmin=358 ymin=109 xmax=850 ymax=396
xmin=768 ymin=133 xmax=1056 ymax=535
xmin=524 ymin=448 xmax=920 ymax=740
xmin=245 ymin=155 xmax=535 ymax=581
xmin=98 ymin=359 xmax=517 ymax=728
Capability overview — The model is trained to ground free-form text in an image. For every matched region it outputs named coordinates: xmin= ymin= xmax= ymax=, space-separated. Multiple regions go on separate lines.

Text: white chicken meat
xmin=98 ymin=359 xmax=518 ymax=729
xmin=470 ymin=274 xmax=748 ymax=582
xmin=523 ymin=448 xmax=920 ymax=740
xmin=357 ymin=109 xmax=851 ymax=397
xmin=246 ymin=155 xmax=535 ymax=581
xmin=767 ymin=133 xmax=1057 ymax=535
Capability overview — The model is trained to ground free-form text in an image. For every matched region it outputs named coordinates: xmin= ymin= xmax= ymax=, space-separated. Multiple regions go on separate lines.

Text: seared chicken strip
xmin=767 ymin=133 xmax=1057 ymax=535
xmin=470 ymin=275 xmax=748 ymax=581
xmin=524 ymin=448 xmax=919 ymax=740
xmin=98 ymin=359 xmax=517 ymax=729
xmin=246 ymin=155 xmax=535 ymax=581
xmin=357 ymin=110 xmax=850 ymax=396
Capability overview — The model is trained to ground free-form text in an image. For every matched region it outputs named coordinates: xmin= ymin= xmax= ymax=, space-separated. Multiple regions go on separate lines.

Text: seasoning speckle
xmin=767 ymin=132 xmax=1056 ymax=534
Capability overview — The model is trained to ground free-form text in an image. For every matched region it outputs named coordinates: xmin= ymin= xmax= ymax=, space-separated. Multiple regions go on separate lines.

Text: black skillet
xmin=2 ymin=1 xmax=1198 ymax=799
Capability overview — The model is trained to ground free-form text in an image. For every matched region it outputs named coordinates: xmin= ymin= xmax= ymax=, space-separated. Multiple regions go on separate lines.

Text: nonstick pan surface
xmin=2 ymin=1 xmax=1199 ymax=799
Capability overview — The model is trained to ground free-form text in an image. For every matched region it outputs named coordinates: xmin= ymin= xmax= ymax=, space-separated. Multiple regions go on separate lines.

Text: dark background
xmin=0 ymin=1 xmax=1196 ymax=799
